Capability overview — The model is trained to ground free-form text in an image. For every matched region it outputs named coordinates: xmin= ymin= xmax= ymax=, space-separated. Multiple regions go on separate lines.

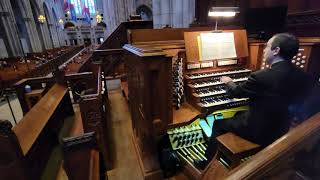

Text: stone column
xmin=0 ymin=0 xmax=24 ymax=57
xmin=182 ymin=0 xmax=195 ymax=27
xmin=160 ymin=0 xmax=171 ymax=28
xmin=104 ymin=0 xmax=116 ymax=36
xmin=22 ymin=0 xmax=43 ymax=53
xmin=152 ymin=0 xmax=161 ymax=28
xmin=39 ymin=22 xmax=53 ymax=49
xmin=48 ymin=23 xmax=60 ymax=48
xmin=57 ymin=26 xmax=66 ymax=46
xmin=172 ymin=0 xmax=183 ymax=27
xmin=153 ymin=0 xmax=195 ymax=28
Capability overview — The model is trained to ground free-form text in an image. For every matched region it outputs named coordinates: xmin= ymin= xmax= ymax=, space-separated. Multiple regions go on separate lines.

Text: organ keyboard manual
xmin=183 ymin=30 xmax=251 ymax=112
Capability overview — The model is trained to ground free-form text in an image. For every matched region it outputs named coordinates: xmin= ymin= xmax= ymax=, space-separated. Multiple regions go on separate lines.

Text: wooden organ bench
xmin=201 ymin=112 xmax=320 ymax=180
xmin=216 ymin=132 xmax=260 ymax=169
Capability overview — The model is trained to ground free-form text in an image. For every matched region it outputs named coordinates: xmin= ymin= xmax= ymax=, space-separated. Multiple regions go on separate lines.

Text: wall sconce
xmin=96 ymin=14 xmax=102 ymax=23
xmin=208 ymin=7 xmax=239 ymax=31
xmin=38 ymin=15 xmax=46 ymax=23
xmin=59 ymin=18 xmax=64 ymax=25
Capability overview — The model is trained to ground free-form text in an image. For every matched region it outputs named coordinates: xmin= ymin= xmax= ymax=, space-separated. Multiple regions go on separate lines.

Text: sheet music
xmin=200 ymin=32 xmax=237 ymax=61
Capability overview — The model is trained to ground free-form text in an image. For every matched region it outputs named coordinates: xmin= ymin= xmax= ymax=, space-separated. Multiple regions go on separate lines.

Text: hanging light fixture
xmin=38 ymin=15 xmax=46 ymax=23
xmin=96 ymin=14 xmax=102 ymax=23
xmin=59 ymin=18 xmax=64 ymax=25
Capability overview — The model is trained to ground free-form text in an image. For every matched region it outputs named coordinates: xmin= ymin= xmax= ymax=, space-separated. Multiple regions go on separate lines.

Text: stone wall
xmin=153 ymin=0 xmax=195 ymax=28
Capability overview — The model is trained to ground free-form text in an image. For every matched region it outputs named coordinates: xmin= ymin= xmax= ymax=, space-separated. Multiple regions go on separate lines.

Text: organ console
xmin=183 ymin=30 xmax=251 ymax=112
xmin=123 ymin=28 xmax=320 ymax=180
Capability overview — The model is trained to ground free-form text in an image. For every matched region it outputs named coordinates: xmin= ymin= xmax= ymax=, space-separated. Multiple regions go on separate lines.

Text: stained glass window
xmin=70 ymin=0 xmax=95 ymax=15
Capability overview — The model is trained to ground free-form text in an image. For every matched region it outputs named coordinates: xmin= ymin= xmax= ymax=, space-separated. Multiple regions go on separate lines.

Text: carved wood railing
xmin=15 ymin=72 xmax=94 ymax=114
xmin=92 ymin=49 xmax=125 ymax=76
xmin=0 ymin=84 xmax=74 ymax=180
xmin=92 ymin=21 xmax=152 ymax=77
xmin=201 ymin=112 xmax=320 ymax=180
xmin=78 ymin=65 xmax=111 ymax=169
xmin=62 ymin=132 xmax=100 ymax=180
xmin=98 ymin=21 xmax=153 ymax=50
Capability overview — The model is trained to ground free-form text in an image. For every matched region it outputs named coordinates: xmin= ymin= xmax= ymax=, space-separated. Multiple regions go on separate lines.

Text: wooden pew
xmin=62 ymin=132 xmax=101 ymax=180
xmin=1 ymin=46 xmax=84 ymax=90
xmin=201 ymin=112 xmax=320 ymax=180
xmin=0 ymin=83 xmax=74 ymax=180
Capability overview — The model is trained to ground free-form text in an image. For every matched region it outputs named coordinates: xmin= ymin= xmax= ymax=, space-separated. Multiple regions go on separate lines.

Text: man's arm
xmin=221 ymin=73 xmax=264 ymax=98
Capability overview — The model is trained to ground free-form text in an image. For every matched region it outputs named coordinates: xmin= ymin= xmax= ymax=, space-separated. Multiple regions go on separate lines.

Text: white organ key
xmin=186 ymin=69 xmax=251 ymax=80
xmin=193 ymin=89 xmax=226 ymax=97
xmin=199 ymin=98 xmax=249 ymax=108
xmin=192 ymin=77 xmax=248 ymax=88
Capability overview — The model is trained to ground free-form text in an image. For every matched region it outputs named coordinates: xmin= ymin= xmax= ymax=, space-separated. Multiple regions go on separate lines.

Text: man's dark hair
xmin=271 ymin=33 xmax=299 ymax=60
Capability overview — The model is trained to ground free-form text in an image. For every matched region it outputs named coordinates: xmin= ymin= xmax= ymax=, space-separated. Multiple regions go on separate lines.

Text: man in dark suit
xmin=195 ymin=33 xmax=313 ymax=169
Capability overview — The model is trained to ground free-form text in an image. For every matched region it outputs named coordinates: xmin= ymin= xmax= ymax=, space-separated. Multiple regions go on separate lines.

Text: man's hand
xmin=220 ymin=76 xmax=233 ymax=84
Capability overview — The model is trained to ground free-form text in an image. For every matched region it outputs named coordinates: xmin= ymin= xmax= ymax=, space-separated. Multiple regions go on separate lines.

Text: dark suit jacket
xmin=226 ymin=61 xmax=311 ymax=146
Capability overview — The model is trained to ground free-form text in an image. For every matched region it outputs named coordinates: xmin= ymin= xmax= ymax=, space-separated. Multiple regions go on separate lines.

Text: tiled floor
xmin=0 ymin=96 xmax=23 ymax=126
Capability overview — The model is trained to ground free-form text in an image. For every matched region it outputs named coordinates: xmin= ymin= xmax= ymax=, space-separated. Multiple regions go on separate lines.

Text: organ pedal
xmin=166 ymin=106 xmax=249 ymax=172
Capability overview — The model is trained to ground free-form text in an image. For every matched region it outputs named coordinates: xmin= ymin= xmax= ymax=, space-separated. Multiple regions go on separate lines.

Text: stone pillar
xmin=153 ymin=0 xmax=195 ymax=28
xmin=152 ymin=0 xmax=161 ymax=28
xmin=160 ymin=0 xmax=171 ymax=28
xmin=104 ymin=0 xmax=116 ymax=36
xmin=172 ymin=0 xmax=183 ymax=27
xmin=48 ymin=24 xmax=60 ymax=48
xmin=0 ymin=0 xmax=24 ymax=57
xmin=183 ymin=0 xmax=195 ymax=27
xmin=39 ymin=22 xmax=53 ymax=49
xmin=57 ymin=26 xmax=66 ymax=46
xmin=22 ymin=0 xmax=43 ymax=53
xmin=77 ymin=28 xmax=83 ymax=45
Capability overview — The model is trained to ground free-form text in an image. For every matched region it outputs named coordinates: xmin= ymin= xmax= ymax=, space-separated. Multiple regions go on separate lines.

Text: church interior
xmin=1 ymin=0 xmax=320 ymax=179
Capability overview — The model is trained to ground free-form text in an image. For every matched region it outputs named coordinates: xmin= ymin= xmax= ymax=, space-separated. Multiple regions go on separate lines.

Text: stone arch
xmin=9 ymin=0 xmax=32 ymax=54
xmin=136 ymin=4 xmax=153 ymax=20
xmin=64 ymin=22 xmax=76 ymax=29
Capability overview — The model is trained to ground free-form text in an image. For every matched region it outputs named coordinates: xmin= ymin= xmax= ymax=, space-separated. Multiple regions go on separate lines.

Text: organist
xmin=194 ymin=33 xmax=313 ymax=169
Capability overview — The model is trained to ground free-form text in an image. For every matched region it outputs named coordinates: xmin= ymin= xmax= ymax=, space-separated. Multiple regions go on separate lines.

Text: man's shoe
xmin=194 ymin=159 xmax=208 ymax=170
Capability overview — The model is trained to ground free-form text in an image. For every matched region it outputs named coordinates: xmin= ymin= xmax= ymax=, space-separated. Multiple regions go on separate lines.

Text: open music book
xmin=198 ymin=32 xmax=237 ymax=61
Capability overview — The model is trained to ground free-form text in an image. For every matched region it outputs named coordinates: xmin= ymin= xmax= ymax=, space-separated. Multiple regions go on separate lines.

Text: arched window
xmin=70 ymin=0 xmax=96 ymax=15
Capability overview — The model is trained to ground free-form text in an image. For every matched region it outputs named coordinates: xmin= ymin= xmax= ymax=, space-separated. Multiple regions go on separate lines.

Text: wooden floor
xmin=107 ymin=89 xmax=143 ymax=180
xmin=106 ymin=88 xmax=190 ymax=180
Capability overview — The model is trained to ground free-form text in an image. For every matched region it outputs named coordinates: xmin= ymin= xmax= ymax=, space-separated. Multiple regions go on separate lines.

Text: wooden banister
xmin=223 ymin=112 xmax=320 ymax=179
xmin=98 ymin=21 xmax=153 ymax=50
xmin=13 ymin=84 xmax=68 ymax=155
